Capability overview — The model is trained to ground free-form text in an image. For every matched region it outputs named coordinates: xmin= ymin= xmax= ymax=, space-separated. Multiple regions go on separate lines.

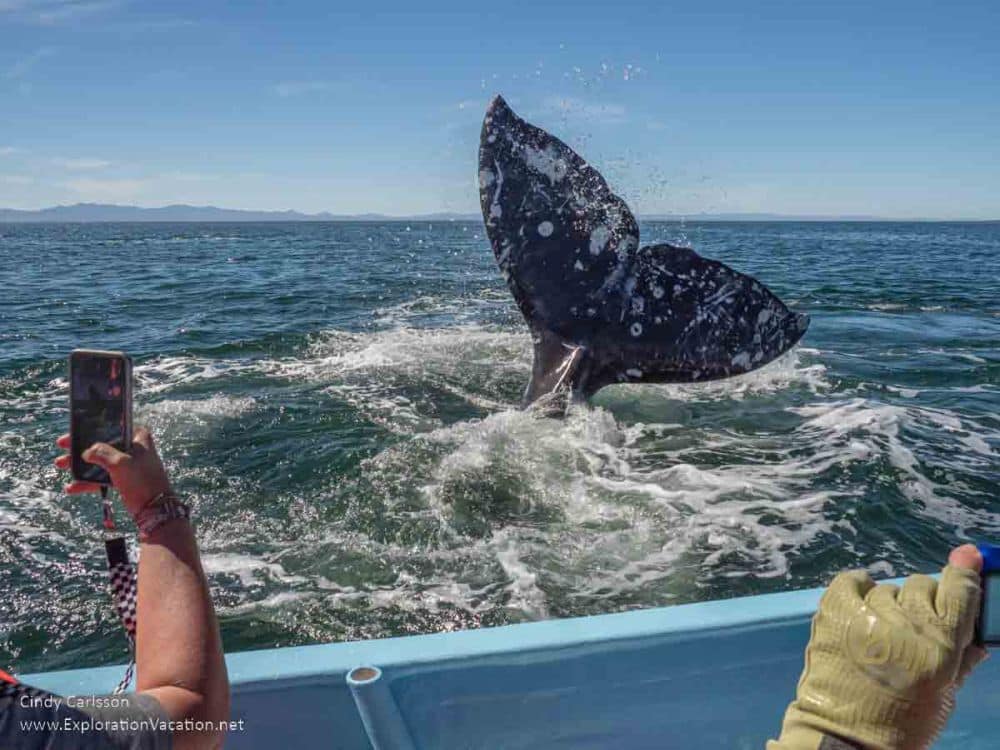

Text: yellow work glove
xmin=768 ymin=548 xmax=985 ymax=750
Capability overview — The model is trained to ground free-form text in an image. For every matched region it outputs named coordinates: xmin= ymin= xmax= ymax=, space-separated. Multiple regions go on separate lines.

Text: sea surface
xmin=1 ymin=220 xmax=998 ymax=675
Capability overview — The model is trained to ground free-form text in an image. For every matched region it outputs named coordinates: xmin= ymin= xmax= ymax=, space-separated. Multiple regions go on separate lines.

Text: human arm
xmin=57 ymin=429 xmax=230 ymax=750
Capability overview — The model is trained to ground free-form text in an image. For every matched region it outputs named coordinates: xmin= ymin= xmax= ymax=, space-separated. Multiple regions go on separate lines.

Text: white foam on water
xmin=296 ymin=325 xmax=530 ymax=378
xmin=398 ymin=393 xmax=823 ymax=610
xmin=790 ymin=398 xmax=1000 ymax=534
xmin=372 ymin=291 xmax=510 ymax=328
xmin=256 ymin=325 xmax=531 ymax=430
xmin=0 ymin=467 xmax=86 ymax=571
xmin=201 ymin=553 xmax=304 ymax=588
xmin=490 ymin=527 xmax=549 ymax=619
xmin=946 ymin=384 xmax=998 ymax=394
xmin=223 ymin=591 xmax=311 ymax=614
xmin=134 ymin=356 xmax=254 ymax=394
xmin=142 ymin=394 xmax=257 ymax=420
xmin=0 ymin=376 xmax=69 ymax=412
xmin=867 ymin=302 xmax=909 ymax=312
xmin=916 ymin=348 xmax=989 ymax=365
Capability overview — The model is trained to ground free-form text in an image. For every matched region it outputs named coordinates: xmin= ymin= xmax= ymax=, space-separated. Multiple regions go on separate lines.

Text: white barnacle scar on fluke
xmin=590 ymin=226 xmax=611 ymax=255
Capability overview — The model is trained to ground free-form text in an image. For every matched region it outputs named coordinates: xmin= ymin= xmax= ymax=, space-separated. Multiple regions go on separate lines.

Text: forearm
xmin=136 ymin=517 xmax=229 ymax=749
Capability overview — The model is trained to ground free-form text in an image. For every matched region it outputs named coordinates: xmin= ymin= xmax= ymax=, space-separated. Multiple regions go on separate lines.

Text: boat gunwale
xmin=22 ymin=579 xmax=851 ymax=695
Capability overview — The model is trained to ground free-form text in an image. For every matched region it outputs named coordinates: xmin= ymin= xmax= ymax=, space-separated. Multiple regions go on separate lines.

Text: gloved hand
xmin=768 ymin=545 xmax=986 ymax=750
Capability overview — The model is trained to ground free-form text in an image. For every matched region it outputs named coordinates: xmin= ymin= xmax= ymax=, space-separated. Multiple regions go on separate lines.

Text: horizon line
xmin=0 ymin=202 xmax=997 ymax=223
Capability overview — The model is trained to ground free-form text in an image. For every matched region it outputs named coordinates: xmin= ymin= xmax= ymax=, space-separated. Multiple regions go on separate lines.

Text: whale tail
xmin=478 ymin=95 xmax=809 ymax=406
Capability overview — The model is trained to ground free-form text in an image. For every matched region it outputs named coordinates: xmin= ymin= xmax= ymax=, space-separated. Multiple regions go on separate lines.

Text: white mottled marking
xmin=523 ymin=144 xmax=568 ymax=183
xmin=630 ymin=322 xmax=643 ymax=337
xmin=573 ymin=259 xmax=584 ymax=271
xmin=626 ymin=368 xmax=643 ymax=378
xmin=489 ymin=159 xmax=504 ymax=223
xmin=731 ymin=352 xmax=752 ymax=368
xmin=589 ymin=225 xmax=611 ymax=255
xmin=651 ymin=285 xmax=664 ymax=299
xmin=496 ymin=241 xmax=511 ymax=270
xmin=538 ymin=221 xmax=554 ymax=237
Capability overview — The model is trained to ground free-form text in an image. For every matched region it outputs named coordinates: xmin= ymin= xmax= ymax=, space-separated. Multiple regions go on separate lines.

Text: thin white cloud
xmin=272 ymin=81 xmax=335 ymax=98
xmin=50 ymin=156 xmax=112 ymax=170
xmin=4 ymin=46 xmax=56 ymax=79
xmin=542 ymin=96 xmax=628 ymax=124
xmin=0 ymin=146 xmax=22 ymax=156
xmin=0 ymin=0 xmax=120 ymax=24
xmin=0 ymin=174 xmax=33 ymax=185
xmin=61 ymin=177 xmax=146 ymax=201
xmin=110 ymin=17 xmax=194 ymax=32
xmin=162 ymin=171 xmax=217 ymax=181
xmin=37 ymin=0 xmax=117 ymax=23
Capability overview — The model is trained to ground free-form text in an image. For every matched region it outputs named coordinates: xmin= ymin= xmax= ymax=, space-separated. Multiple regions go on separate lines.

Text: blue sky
xmin=1 ymin=0 xmax=997 ymax=218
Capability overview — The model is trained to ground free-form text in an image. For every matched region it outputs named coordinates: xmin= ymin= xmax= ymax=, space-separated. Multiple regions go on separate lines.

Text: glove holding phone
xmin=769 ymin=545 xmax=989 ymax=750
xmin=976 ymin=543 xmax=1000 ymax=647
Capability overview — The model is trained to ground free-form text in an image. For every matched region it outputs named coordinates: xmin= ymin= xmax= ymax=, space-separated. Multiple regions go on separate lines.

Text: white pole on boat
xmin=346 ymin=665 xmax=416 ymax=750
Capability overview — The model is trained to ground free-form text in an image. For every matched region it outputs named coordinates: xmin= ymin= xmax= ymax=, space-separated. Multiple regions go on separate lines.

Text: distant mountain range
xmin=0 ymin=203 xmax=478 ymax=223
xmin=0 ymin=203 xmax=993 ymax=223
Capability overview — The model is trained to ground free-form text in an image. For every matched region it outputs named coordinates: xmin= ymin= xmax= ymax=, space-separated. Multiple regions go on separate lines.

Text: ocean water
xmin=1 ymin=220 xmax=998 ymax=675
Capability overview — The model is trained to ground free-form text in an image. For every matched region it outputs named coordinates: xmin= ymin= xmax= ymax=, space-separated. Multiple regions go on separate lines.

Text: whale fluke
xmin=478 ymin=95 xmax=809 ymax=407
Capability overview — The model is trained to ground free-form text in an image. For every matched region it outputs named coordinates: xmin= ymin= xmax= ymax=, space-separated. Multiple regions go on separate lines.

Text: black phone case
xmin=69 ymin=350 xmax=133 ymax=484
xmin=976 ymin=572 xmax=1000 ymax=647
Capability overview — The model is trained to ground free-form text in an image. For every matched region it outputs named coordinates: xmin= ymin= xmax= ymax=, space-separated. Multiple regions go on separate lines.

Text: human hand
xmin=55 ymin=427 xmax=173 ymax=520
xmin=768 ymin=545 xmax=986 ymax=750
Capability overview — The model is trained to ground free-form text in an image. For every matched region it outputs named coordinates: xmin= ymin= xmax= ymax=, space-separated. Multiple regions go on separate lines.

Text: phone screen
xmin=979 ymin=572 xmax=1000 ymax=645
xmin=71 ymin=352 xmax=130 ymax=484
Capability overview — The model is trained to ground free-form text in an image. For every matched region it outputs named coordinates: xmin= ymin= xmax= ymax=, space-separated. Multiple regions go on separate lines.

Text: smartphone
xmin=69 ymin=349 xmax=133 ymax=485
xmin=977 ymin=543 xmax=1000 ymax=646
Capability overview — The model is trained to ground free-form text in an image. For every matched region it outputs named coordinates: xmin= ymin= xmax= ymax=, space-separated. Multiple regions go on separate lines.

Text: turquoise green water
xmin=1 ymin=220 xmax=998 ymax=674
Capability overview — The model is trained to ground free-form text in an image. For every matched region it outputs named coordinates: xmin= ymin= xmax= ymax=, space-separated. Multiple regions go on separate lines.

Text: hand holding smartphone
xmin=70 ymin=349 xmax=133 ymax=485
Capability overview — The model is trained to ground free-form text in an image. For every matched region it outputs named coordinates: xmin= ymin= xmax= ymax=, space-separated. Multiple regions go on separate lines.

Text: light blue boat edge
xmin=23 ymin=582 xmax=828 ymax=695
xmin=24 ymin=576 xmax=999 ymax=750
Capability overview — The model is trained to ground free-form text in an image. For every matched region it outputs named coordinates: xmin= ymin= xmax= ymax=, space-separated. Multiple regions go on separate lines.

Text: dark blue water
xmin=1 ymin=220 xmax=998 ymax=674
